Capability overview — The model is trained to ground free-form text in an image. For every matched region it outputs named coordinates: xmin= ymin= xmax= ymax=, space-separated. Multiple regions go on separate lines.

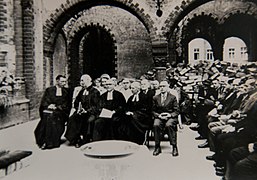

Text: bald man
xmin=152 ymin=80 xmax=179 ymax=156
xmin=65 ymin=74 xmax=101 ymax=147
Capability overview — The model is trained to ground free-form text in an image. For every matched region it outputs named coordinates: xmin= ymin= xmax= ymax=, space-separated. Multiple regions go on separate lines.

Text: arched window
xmin=223 ymin=37 xmax=248 ymax=65
xmin=188 ymin=38 xmax=213 ymax=64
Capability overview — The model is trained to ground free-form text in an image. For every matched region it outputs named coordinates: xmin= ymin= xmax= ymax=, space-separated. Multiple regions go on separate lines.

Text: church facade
xmin=0 ymin=0 xmax=257 ymax=128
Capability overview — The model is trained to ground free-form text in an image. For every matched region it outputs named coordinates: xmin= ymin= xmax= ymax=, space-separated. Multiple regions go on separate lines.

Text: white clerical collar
xmin=132 ymin=92 xmax=140 ymax=102
xmin=56 ymin=86 xmax=62 ymax=96
xmin=82 ymin=88 xmax=89 ymax=96
xmin=107 ymin=90 xmax=114 ymax=100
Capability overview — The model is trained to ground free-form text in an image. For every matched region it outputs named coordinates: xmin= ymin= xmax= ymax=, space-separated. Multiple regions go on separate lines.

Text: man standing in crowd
xmin=93 ymin=79 xmax=126 ymax=141
xmin=34 ymin=75 xmax=71 ymax=149
xmin=65 ymin=74 xmax=100 ymax=147
xmin=152 ymin=80 xmax=179 ymax=156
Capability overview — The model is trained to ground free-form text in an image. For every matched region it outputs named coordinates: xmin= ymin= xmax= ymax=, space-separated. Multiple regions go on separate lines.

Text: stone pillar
xmin=13 ymin=0 xmax=23 ymax=77
xmin=21 ymin=0 xmax=36 ymax=118
xmin=152 ymin=40 xmax=168 ymax=81
xmin=0 ymin=0 xmax=7 ymax=34
xmin=21 ymin=0 xmax=35 ymax=94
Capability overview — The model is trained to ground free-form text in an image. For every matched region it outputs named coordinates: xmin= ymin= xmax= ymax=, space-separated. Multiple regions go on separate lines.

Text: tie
xmin=161 ymin=93 xmax=166 ymax=106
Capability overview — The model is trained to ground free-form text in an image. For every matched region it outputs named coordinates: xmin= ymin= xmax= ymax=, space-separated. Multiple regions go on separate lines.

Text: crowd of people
xmin=34 ymin=73 xmax=182 ymax=157
xmin=34 ymin=59 xmax=257 ymax=180
xmin=175 ymin=60 xmax=257 ymax=180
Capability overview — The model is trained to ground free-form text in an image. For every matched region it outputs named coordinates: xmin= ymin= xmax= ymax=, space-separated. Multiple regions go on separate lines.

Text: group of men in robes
xmin=34 ymin=74 xmax=180 ymax=157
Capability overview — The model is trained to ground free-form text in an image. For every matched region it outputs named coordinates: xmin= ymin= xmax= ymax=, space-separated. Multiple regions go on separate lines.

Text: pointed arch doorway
xmin=80 ymin=27 xmax=116 ymax=80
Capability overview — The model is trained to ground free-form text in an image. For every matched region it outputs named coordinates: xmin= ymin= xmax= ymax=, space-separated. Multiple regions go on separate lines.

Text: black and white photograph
xmin=0 ymin=0 xmax=257 ymax=179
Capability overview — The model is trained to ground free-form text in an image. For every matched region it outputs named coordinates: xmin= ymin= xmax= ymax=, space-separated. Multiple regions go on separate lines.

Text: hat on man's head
xmin=245 ymin=78 xmax=256 ymax=86
xmin=100 ymin=74 xmax=110 ymax=80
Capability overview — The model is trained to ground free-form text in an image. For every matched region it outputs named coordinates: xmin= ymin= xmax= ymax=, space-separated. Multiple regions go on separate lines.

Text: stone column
xmin=13 ymin=0 xmax=23 ymax=78
xmin=152 ymin=40 xmax=168 ymax=81
xmin=21 ymin=0 xmax=36 ymax=119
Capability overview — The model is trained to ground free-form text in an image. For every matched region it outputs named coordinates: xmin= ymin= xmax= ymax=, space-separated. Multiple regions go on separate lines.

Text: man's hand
xmin=248 ymin=143 xmax=254 ymax=153
xmin=48 ymin=104 xmax=56 ymax=110
xmin=126 ymin=111 xmax=134 ymax=116
xmin=222 ymin=125 xmax=235 ymax=133
xmin=78 ymin=108 xmax=87 ymax=115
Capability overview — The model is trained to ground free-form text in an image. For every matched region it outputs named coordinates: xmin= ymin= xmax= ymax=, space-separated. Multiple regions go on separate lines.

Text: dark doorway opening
xmin=82 ymin=27 xmax=116 ymax=80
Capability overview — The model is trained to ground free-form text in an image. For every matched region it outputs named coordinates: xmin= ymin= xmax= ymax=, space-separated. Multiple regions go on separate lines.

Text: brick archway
xmin=179 ymin=14 xmax=219 ymax=64
xmin=43 ymin=0 xmax=155 ymax=85
xmin=162 ymin=0 xmax=257 ymax=40
xmin=43 ymin=0 xmax=155 ymax=54
xmin=161 ymin=0 xmax=212 ymax=40
xmin=67 ymin=24 xmax=117 ymax=88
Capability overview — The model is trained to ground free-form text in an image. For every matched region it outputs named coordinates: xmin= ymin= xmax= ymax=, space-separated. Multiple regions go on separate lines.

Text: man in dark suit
xmin=34 ymin=75 xmax=71 ymax=149
xmin=152 ymin=80 xmax=179 ymax=156
xmin=228 ymin=142 xmax=257 ymax=180
xmin=93 ymin=79 xmax=126 ymax=141
xmin=65 ymin=74 xmax=101 ymax=147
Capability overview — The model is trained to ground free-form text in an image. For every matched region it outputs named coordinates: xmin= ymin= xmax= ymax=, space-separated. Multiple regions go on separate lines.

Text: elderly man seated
xmin=152 ymin=80 xmax=179 ymax=156
xmin=65 ymin=74 xmax=101 ymax=147
xmin=125 ymin=81 xmax=152 ymax=144
xmin=93 ymin=79 xmax=126 ymax=141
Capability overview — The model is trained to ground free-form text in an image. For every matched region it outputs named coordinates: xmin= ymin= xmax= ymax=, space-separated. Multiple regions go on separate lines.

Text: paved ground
xmin=0 ymin=120 xmax=220 ymax=180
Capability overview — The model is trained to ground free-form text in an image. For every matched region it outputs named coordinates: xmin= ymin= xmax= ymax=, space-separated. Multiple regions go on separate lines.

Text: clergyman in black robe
xmin=125 ymin=81 xmax=152 ymax=144
xmin=34 ymin=75 xmax=71 ymax=149
xmin=65 ymin=74 xmax=100 ymax=147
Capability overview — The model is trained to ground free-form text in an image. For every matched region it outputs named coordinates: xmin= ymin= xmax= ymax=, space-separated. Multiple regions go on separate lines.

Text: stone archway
xmin=81 ymin=27 xmax=116 ymax=80
xmin=43 ymin=0 xmax=155 ymax=85
xmin=179 ymin=15 xmax=219 ymax=64
xmin=68 ymin=25 xmax=117 ymax=88
xmin=221 ymin=14 xmax=257 ymax=62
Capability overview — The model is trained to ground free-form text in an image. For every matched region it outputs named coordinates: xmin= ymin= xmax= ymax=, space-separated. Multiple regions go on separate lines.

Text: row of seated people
xmin=34 ymin=74 xmax=190 ymax=157
xmin=190 ymin=75 xmax=257 ymax=180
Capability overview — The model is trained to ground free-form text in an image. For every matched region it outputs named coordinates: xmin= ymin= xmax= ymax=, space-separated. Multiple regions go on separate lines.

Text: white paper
xmin=99 ymin=108 xmax=114 ymax=118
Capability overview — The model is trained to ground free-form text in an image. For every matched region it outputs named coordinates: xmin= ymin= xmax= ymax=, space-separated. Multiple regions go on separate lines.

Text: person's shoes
xmin=221 ymin=176 xmax=226 ymax=180
xmin=190 ymin=125 xmax=200 ymax=131
xmin=215 ymin=166 xmax=225 ymax=171
xmin=215 ymin=169 xmax=225 ymax=176
xmin=153 ymin=147 xmax=162 ymax=156
xmin=185 ymin=121 xmax=191 ymax=125
xmin=40 ymin=143 xmax=47 ymax=150
xmin=198 ymin=141 xmax=209 ymax=148
xmin=195 ymin=135 xmax=205 ymax=140
xmin=75 ymin=139 xmax=82 ymax=148
xmin=172 ymin=146 xmax=179 ymax=157
xmin=206 ymin=154 xmax=216 ymax=161
xmin=75 ymin=143 xmax=81 ymax=148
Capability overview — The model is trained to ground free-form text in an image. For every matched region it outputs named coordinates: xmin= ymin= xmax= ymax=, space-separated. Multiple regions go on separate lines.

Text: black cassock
xmin=93 ymin=90 xmax=126 ymax=141
xmin=65 ymin=86 xmax=101 ymax=144
xmin=34 ymin=86 xmax=71 ymax=149
xmin=125 ymin=91 xmax=153 ymax=144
